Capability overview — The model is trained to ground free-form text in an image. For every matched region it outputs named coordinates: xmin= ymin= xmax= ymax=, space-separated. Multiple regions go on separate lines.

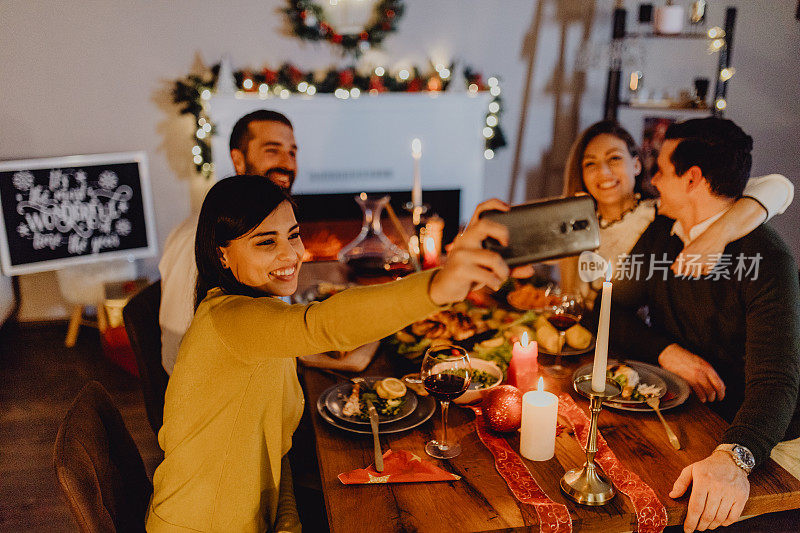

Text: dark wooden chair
xmin=53 ymin=381 xmax=151 ymax=533
xmin=122 ymin=280 xmax=168 ymax=436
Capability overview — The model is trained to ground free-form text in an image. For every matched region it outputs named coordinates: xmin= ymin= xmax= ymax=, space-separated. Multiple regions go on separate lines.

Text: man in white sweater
xmin=159 ymin=110 xmax=298 ymax=374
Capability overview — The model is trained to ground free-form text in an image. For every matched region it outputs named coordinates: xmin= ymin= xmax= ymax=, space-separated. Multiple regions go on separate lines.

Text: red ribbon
xmin=469 ymin=406 xmax=573 ymax=533
xmin=558 ymin=394 xmax=668 ymax=533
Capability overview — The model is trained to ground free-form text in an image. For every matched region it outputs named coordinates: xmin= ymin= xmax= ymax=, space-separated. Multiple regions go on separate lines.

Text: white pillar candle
xmin=591 ymin=280 xmax=612 ymax=392
xmin=411 ymin=138 xmax=422 ymax=208
xmin=520 ymin=377 xmax=558 ymax=461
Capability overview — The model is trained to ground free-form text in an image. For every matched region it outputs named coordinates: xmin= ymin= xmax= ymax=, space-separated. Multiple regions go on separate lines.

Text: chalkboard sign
xmin=0 ymin=152 xmax=157 ymax=275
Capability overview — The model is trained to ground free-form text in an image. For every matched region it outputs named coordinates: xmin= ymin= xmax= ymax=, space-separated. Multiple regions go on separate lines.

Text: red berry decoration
xmin=483 ymin=385 xmax=523 ymax=433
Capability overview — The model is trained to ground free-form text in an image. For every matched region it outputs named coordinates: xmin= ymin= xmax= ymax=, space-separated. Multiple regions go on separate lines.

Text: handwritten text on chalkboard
xmin=0 ymin=154 xmax=155 ymax=275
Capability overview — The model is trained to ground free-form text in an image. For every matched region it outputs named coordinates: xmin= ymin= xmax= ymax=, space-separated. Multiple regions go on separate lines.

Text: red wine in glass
xmin=420 ymin=345 xmax=471 ymax=459
xmin=547 ymin=314 xmax=579 ymax=332
xmin=423 ymin=373 xmax=469 ymax=401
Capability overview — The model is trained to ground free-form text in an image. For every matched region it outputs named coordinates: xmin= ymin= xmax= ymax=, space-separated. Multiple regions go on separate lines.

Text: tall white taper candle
xmin=411 ymin=138 xmax=422 ymax=207
xmin=591 ymin=280 xmax=612 ymax=392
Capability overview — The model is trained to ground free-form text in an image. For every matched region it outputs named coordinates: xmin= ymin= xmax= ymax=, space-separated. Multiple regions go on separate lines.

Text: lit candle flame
xmin=411 ymin=138 xmax=422 ymax=158
xmin=424 ymin=236 xmax=435 ymax=254
xmin=537 ymin=376 xmax=544 ymax=392
xmin=520 ymin=331 xmax=529 ymax=347
xmin=605 ymin=263 xmax=613 ymax=282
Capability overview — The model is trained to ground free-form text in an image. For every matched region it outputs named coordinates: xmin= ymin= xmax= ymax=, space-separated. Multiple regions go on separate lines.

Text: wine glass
xmin=543 ymin=290 xmax=585 ymax=378
xmin=420 ymin=345 xmax=471 ymax=459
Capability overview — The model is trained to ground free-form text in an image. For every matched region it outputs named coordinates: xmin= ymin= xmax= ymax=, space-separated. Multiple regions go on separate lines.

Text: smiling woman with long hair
xmin=146 ymin=175 xmax=523 ymax=532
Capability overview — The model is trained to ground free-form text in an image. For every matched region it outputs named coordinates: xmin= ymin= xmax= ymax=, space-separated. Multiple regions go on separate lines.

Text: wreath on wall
xmin=284 ymin=0 xmax=404 ymax=57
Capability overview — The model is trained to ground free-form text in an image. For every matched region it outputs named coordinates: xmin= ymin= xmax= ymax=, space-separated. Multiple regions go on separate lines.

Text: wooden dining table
xmin=296 ymin=262 xmax=800 ymax=532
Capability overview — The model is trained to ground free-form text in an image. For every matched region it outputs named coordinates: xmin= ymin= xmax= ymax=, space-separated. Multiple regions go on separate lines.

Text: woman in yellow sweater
xmin=147 ymin=175 xmax=523 ymax=532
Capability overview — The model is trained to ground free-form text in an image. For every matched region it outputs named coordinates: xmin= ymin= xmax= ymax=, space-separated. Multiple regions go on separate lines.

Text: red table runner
xmin=471 ymin=397 xmax=668 ymax=533
xmin=558 ymin=394 xmax=668 ymax=533
xmin=470 ymin=406 xmax=573 ymax=533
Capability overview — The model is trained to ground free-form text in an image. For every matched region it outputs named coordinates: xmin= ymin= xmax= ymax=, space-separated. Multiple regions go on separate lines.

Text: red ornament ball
xmin=483 ymin=385 xmax=523 ymax=433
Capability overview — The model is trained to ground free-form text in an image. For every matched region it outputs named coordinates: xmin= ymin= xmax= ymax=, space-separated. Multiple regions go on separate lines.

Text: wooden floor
xmin=0 ymin=322 xmax=162 ymax=532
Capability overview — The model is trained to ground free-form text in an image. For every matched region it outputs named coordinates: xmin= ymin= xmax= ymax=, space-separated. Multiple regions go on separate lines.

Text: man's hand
xmin=658 ymin=344 xmax=726 ymax=402
xmin=670 ymin=452 xmax=750 ymax=531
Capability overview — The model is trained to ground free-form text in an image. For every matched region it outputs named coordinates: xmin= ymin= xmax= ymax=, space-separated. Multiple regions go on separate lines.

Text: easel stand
xmin=64 ymin=304 xmax=107 ymax=347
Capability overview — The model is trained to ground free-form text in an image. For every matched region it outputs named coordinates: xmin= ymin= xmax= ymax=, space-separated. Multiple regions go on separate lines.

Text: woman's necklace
xmin=597 ymin=194 xmax=642 ymax=229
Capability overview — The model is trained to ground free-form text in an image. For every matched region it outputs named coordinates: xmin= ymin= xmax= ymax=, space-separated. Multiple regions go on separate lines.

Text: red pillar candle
xmin=508 ymin=332 xmax=539 ymax=392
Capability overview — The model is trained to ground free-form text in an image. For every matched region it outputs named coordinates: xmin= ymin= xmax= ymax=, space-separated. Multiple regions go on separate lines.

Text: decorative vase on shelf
xmin=338 ymin=194 xmax=412 ymax=281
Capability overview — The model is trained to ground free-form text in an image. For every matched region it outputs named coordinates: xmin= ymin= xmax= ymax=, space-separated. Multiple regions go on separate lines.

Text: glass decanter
xmin=338 ymin=194 xmax=411 ymax=280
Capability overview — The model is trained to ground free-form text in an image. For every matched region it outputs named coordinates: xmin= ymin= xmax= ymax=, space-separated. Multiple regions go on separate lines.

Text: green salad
xmin=468 ymin=369 xmax=500 ymax=390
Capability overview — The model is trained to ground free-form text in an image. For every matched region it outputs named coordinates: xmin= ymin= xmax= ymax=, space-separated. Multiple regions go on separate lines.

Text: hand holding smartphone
xmin=479 ymin=196 xmax=600 ymax=266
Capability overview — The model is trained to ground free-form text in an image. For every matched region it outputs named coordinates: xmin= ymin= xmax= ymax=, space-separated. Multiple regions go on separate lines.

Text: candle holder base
xmin=560 ymin=463 xmax=616 ymax=506
xmin=559 ymin=377 xmax=621 ymax=506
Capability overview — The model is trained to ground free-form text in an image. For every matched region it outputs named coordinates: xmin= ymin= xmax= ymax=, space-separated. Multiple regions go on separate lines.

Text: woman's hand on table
xmin=670 ymin=452 xmax=750 ymax=531
xmin=429 ymin=199 xmax=533 ymax=306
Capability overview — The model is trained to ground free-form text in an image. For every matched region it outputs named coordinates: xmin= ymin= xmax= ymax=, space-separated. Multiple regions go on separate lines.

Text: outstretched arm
xmin=672 ymin=174 xmax=794 ymax=276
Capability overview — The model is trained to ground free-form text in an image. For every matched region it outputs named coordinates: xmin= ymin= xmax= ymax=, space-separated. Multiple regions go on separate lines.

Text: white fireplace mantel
xmin=207 ymin=92 xmax=491 ymax=224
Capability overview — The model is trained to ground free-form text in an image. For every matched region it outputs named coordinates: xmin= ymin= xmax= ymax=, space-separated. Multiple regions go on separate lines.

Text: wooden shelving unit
xmin=604 ymin=6 xmax=737 ymax=121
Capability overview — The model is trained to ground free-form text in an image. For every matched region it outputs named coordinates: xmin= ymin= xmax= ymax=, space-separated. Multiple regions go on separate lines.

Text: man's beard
xmin=247 ymin=165 xmax=295 ymax=191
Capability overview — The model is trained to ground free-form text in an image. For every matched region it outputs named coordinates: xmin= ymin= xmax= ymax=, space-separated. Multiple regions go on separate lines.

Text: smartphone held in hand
xmin=480 ymin=196 xmax=600 ymax=266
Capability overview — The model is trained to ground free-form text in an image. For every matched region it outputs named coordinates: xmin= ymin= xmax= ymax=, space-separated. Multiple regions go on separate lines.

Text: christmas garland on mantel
xmin=173 ymin=63 xmax=506 ymax=179
xmin=284 ymin=0 xmax=404 ymax=57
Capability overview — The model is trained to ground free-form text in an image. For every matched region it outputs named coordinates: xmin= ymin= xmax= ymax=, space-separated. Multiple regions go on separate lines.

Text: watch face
xmin=733 ymin=445 xmax=756 ymax=468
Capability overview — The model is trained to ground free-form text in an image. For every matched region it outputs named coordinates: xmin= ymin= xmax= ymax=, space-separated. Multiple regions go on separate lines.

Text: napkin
xmin=299 ymin=341 xmax=379 ymax=372
xmin=338 ymin=450 xmax=461 ymax=484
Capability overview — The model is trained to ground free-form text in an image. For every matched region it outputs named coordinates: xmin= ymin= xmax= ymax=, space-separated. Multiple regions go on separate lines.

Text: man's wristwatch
xmin=715 ymin=444 xmax=755 ymax=475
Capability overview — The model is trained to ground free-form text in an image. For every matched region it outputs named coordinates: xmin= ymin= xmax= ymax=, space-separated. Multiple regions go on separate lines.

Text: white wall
xmin=1 ymin=0 xmax=797 ymax=320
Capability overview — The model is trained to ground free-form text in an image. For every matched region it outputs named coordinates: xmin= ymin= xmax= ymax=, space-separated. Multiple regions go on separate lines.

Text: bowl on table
xmin=454 ymin=358 xmax=504 ymax=405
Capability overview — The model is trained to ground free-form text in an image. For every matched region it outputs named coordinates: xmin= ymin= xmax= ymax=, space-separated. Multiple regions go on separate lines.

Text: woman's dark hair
xmin=194 ymin=175 xmax=295 ymax=308
xmin=664 ymin=117 xmax=753 ymax=199
xmin=563 ymin=120 xmax=642 ymax=196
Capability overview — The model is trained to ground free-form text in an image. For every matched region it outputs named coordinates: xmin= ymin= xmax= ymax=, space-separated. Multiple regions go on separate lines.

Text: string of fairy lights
xmin=706 ymin=25 xmax=733 ymax=112
xmin=173 ymin=63 xmax=506 ymax=179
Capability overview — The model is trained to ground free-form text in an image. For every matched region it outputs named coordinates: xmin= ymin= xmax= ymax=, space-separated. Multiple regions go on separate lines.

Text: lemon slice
xmin=376 ymin=377 xmax=407 ymax=399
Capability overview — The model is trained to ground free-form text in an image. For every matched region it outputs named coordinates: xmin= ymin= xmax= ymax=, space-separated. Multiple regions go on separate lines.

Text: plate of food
xmin=385 ymin=301 xmax=538 ymax=371
xmin=316 ymin=385 xmax=436 ymax=435
xmin=504 ymin=283 xmax=562 ymax=311
xmin=324 ymin=377 xmax=417 ymax=425
xmin=533 ymin=315 xmax=595 ymax=356
xmin=573 ymin=360 xmax=690 ymax=412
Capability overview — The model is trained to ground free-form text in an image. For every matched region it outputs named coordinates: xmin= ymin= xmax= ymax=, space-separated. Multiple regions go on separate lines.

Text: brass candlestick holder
xmin=560 ymin=375 xmax=622 ymax=506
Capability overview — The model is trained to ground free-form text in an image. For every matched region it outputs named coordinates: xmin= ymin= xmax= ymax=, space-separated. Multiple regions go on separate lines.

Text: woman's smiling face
xmin=581 ymin=133 xmax=641 ymax=207
xmin=218 ymin=200 xmax=304 ymax=297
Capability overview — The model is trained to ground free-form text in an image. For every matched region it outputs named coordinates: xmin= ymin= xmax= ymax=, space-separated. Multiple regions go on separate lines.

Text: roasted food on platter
xmin=506 ymin=283 xmax=561 ymax=310
xmin=533 ymin=316 xmax=592 ymax=353
xmin=387 ymin=301 xmax=537 ymax=371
